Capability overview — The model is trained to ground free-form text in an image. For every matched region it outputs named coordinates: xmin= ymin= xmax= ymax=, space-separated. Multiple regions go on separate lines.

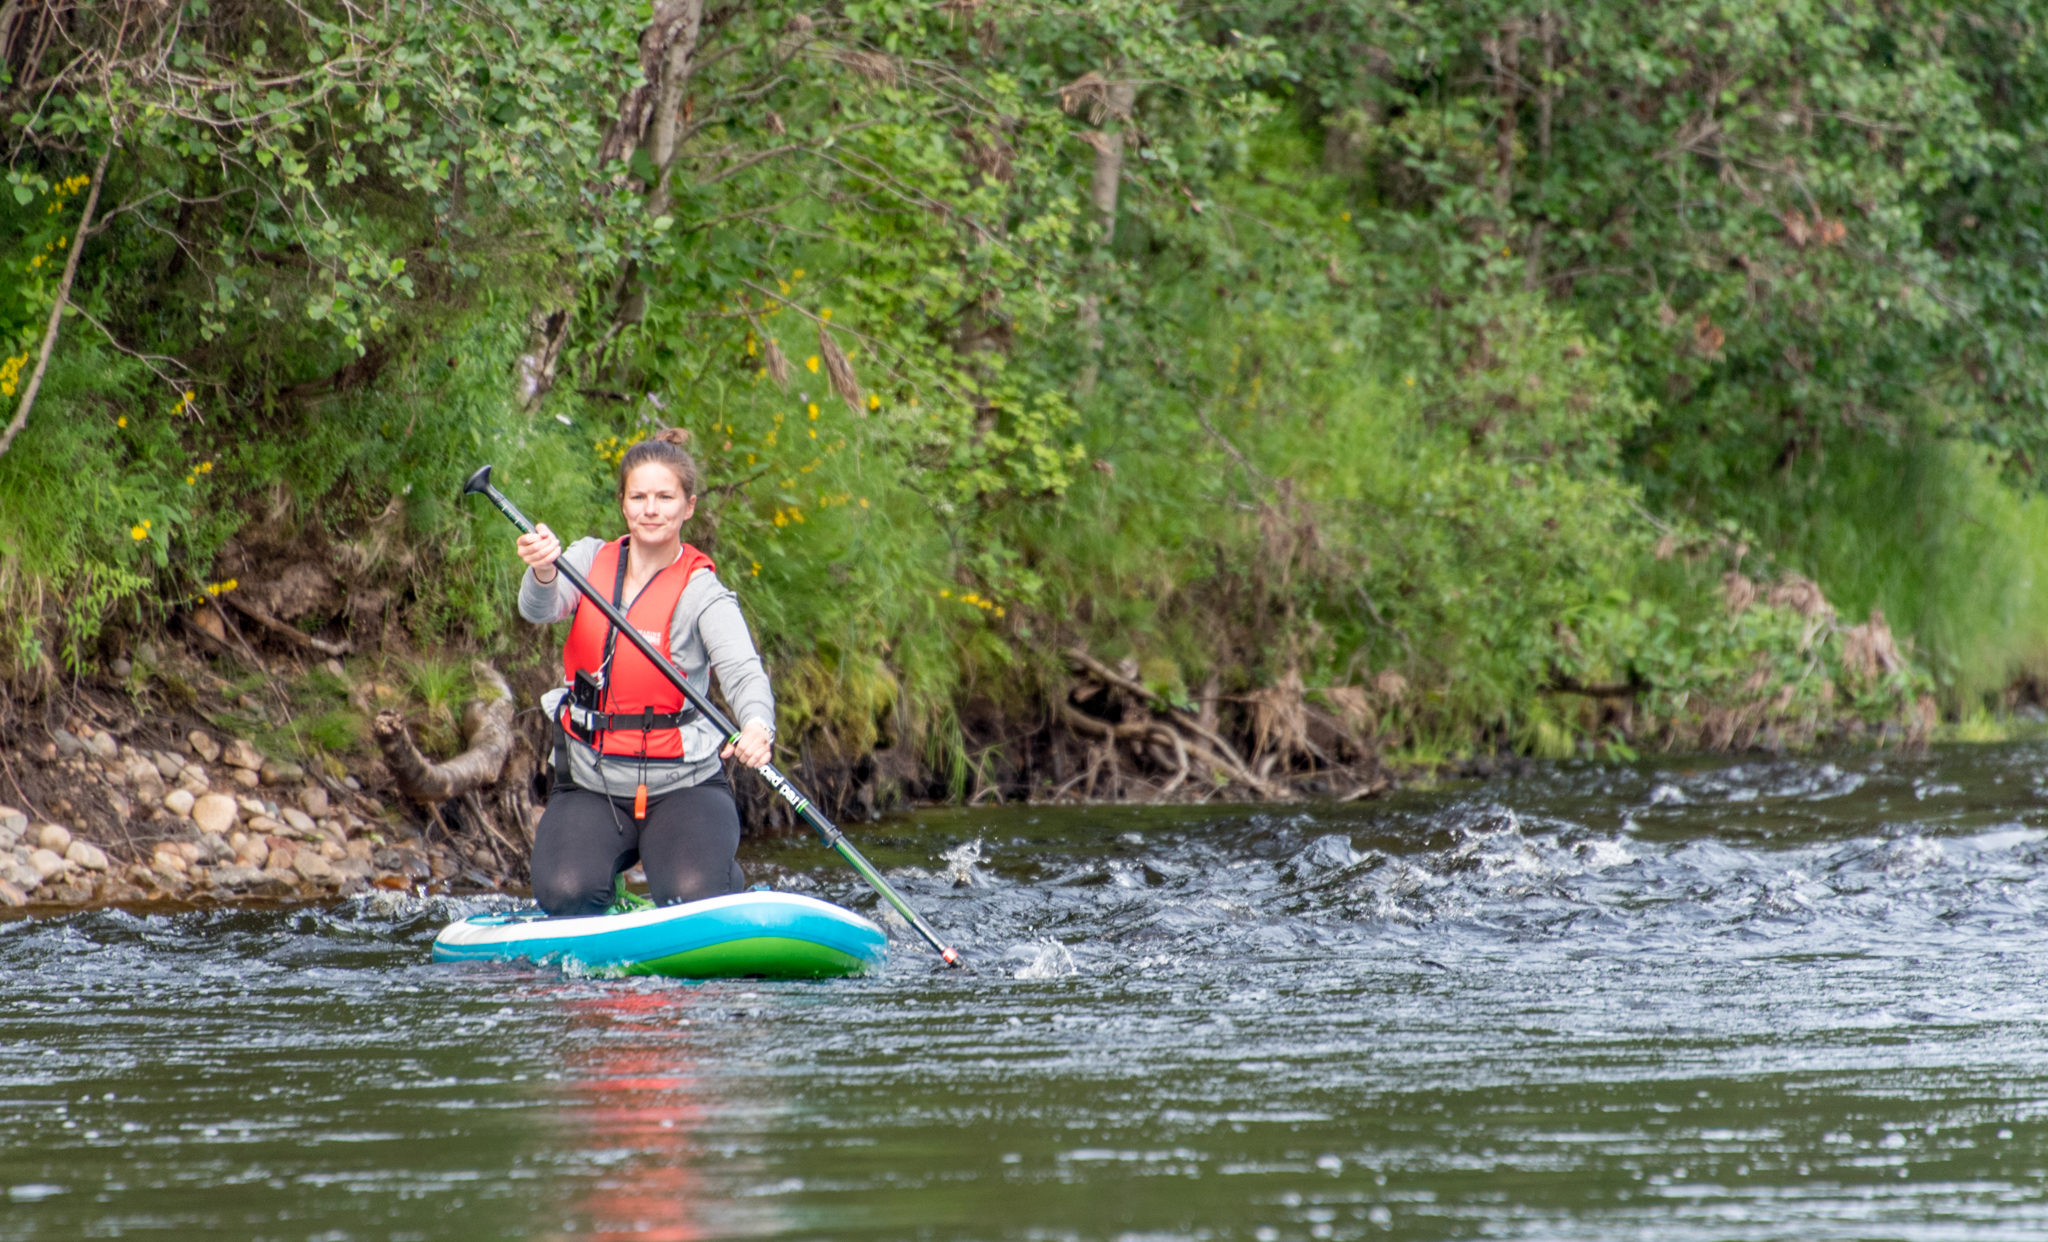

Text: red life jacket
xmin=558 ymin=537 xmax=716 ymax=759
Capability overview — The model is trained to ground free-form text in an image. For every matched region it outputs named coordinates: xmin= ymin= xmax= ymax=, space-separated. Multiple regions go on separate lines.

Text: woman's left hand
xmin=722 ymin=720 xmax=773 ymax=768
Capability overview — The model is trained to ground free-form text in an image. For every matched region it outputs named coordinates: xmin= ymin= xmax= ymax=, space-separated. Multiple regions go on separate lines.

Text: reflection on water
xmin=7 ymin=744 xmax=2048 ymax=1239
xmin=546 ymin=985 xmax=779 ymax=1242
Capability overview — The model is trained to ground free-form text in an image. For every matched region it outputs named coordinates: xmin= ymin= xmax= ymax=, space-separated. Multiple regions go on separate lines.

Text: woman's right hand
xmin=517 ymin=523 xmax=562 ymax=582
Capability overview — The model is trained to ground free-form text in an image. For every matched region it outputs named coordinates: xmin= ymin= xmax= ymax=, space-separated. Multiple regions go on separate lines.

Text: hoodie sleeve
xmin=673 ymin=571 xmax=776 ymax=736
xmin=518 ymin=537 xmax=602 ymax=625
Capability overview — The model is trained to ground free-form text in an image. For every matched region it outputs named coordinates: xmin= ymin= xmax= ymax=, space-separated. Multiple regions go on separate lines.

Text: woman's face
xmin=621 ymin=463 xmax=696 ymax=548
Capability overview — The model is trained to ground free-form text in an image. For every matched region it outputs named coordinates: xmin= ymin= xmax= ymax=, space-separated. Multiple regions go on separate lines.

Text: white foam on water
xmin=1007 ymin=938 xmax=1078 ymax=979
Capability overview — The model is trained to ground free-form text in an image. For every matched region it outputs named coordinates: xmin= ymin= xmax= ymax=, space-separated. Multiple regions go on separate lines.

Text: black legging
xmin=530 ymin=772 xmax=745 ymax=917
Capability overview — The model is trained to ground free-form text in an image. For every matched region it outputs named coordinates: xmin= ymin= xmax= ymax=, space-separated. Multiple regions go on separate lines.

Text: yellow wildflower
xmin=130 ymin=524 xmax=147 ymax=540
xmin=821 ymin=308 xmax=833 ymax=321
xmin=792 ymin=268 xmax=805 ymax=280
xmin=867 ymin=393 xmax=880 ymax=410
xmin=805 ymin=355 xmax=820 ymax=373
xmin=117 ymin=416 xmax=127 ymax=427
xmin=807 ymin=403 xmax=818 ymax=419
xmin=197 ymin=460 xmax=213 ymax=473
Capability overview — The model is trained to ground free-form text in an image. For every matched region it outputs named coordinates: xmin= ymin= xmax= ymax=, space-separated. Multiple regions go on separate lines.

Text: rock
xmin=97 ymin=878 xmax=145 ymax=903
xmin=151 ymin=751 xmax=186 ymax=779
xmin=343 ymin=775 xmax=361 ymax=791
xmin=230 ymin=767 xmax=261 ymax=789
xmin=324 ymin=658 xmax=347 ymax=679
xmin=235 ymin=795 xmax=267 ymax=818
xmin=265 ymin=839 xmax=297 ymax=870
xmin=4 ymin=861 xmax=40 ymax=889
xmin=49 ymin=880 xmax=93 ymax=903
xmin=293 ymin=851 xmax=335 ymax=882
xmin=151 ymin=850 xmax=188 ymax=877
xmin=222 ymin=738 xmax=264 ymax=771
xmin=207 ymin=864 xmax=267 ymax=891
xmin=53 ymin=729 xmax=88 ymax=759
xmin=300 ymin=785 xmax=330 ymax=817
xmin=112 ymin=657 xmax=133 ymax=678
xmin=0 ymin=806 xmax=25 ymax=835
xmin=163 ymin=788 xmax=197 ymax=818
xmin=345 ymin=839 xmax=375 ymax=862
xmin=88 ymin=730 xmax=119 ymax=761
xmin=191 ymin=793 xmax=240 ymax=835
xmin=29 ymin=849 xmax=68 ymax=880
xmin=131 ymin=768 xmax=166 ymax=804
xmin=106 ymin=790 xmax=131 ymax=821
xmin=238 ymin=842 xmax=270 ymax=869
xmin=0 ymin=826 xmax=14 ymax=852
xmin=373 ymin=847 xmax=430 ymax=879
xmin=261 ymin=866 xmax=299 ymax=890
xmin=247 ymin=815 xmax=285 ymax=836
xmin=176 ymin=764 xmax=211 ymax=793
xmin=175 ymin=841 xmax=203 ymax=863
xmin=37 ymin=823 xmax=72 ymax=853
xmin=281 ymin=807 xmax=317 ymax=834
xmin=188 ymin=730 xmax=221 ymax=763
xmin=0 ymin=880 xmax=25 ymax=907
xmin=65 ymin=841 xmax=108 ymax=871
xmin=260 ymin=758 xmax=305 ymax=785
xmin=336 ymin=857 xmax=377 ymax=880
xmin=319 ymin=840 xmax=346 ymax=861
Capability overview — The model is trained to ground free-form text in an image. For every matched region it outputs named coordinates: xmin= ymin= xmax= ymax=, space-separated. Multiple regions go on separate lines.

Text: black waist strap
xmin=563 ymin=704 xmax=698 ymax=742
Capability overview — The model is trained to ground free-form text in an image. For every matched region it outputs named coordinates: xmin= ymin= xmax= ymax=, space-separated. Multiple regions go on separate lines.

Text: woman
xmin=514 ymin=429 xmax=775 ymax=916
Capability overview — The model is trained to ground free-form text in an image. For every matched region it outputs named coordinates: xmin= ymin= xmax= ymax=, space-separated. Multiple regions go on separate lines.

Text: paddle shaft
xmin=463 ymin=466 xmax=962 ymax=967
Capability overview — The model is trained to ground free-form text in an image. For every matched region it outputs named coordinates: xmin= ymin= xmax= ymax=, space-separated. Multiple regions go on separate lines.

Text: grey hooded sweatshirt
xmin=520 ymin=537 xmax=775 ymax=797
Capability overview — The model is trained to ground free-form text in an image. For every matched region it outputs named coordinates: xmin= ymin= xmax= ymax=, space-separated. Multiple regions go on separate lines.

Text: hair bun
xmin=653 ymin=427 xmax=691 ymax=446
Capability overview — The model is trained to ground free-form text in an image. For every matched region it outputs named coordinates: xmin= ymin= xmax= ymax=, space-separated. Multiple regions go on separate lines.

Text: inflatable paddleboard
xmin=431 ymin=891 xmax=887 ymax=979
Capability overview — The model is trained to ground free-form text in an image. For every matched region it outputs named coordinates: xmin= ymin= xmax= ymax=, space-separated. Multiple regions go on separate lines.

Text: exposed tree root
xmin=374 ymin=661 xmax=514 ymax=801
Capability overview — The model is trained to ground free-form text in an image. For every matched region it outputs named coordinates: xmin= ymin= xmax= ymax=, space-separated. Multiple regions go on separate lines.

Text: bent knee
xmin=533 ymin=869 xmax=611 ymax=918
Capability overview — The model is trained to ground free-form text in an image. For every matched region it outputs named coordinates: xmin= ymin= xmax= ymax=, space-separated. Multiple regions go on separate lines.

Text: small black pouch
xmin=566 ymin=668 xmax=605 ymax=743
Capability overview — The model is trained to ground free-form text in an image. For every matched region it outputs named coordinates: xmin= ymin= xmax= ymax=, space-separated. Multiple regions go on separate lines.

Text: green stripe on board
xmin=623 ymin=936 xmax=874 ymax=980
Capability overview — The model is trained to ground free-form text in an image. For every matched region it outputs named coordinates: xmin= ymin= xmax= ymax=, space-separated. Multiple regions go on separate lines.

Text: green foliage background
xmin=8 ymin=0 xmax=2037 ymax=777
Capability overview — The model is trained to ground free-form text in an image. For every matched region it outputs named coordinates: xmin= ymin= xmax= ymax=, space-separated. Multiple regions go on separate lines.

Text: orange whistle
xmin=633 ymin=783 xmax=648 ymax=820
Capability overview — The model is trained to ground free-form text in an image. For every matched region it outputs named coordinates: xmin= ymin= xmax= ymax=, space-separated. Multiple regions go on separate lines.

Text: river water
xmin=7 ymin=744 xmax=2048 ymax=1240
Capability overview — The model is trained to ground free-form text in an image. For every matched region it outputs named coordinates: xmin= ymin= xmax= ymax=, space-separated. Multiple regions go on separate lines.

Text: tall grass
xmin=1740 ymin=436 xmax=2048 ymax=708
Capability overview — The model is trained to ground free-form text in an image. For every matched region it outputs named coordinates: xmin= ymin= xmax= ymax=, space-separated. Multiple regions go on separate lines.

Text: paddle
xmin=463 ymin=465 xmax=964 ymax=968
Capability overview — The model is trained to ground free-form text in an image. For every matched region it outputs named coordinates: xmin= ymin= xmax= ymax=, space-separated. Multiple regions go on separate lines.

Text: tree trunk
xmin=645 ymin=0 xmax=707 ymax=218
xmin=0 ymin=141 xmax=111 ymax=459
xmin=1488 ymin=25 xmax=1519 ymax=211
